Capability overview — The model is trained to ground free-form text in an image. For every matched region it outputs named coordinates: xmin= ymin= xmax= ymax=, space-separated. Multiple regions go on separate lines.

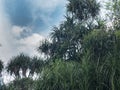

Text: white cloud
xmin=11 ymin=26 xmax=32 ymax=38
xmin=12 ymin=26 xmax=25 ymax=37
xmin=19 ymin=33 xmax=44 ymax=46
xmin=0 ymin=1 xmax=45 ymax=63
xmin=0 ymin=0 xmax=15 ymax=63
xmin=0 ymin=0 xmax=66 ymax=63
xmin=18 ymin=33 xmax=45 ymax=56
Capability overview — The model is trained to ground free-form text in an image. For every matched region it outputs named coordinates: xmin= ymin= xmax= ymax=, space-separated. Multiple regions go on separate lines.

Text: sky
xmin=0 ymin=0 xmax=67 ymax=64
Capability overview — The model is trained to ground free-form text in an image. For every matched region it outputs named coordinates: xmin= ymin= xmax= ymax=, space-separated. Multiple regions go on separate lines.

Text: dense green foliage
xmin=35 ymin=30 xmax=120 ymax=90
xmin=38 ymin=0 xmax=101 ymax=61
xmin=36 ymin=60 xmax=81 ymax=90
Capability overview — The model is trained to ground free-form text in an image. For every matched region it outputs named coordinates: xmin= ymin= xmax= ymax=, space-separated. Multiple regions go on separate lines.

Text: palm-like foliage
xmin=38 ymin=39 xmax=51 ymax=58
xmin=7 ymin=53 xmax=31 ymax=78
xmin=29 ymin=57 xmax=44 ymax=76
xmin=38 ymin=0 xmax=101 ymax=61
xmin=7 ymin=59 xmax=20 ymax=78
xmin=46 ymin=16 xmax=92 ymax=61
xmin=67 ymin=0 xmax=100 ymax=21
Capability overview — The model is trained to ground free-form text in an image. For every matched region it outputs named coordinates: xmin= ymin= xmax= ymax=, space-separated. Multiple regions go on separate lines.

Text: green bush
xmin=35 ymin=60 xmax=82 ymax=90
xmin=35 ymin=60 xmax=99 ymax=90
xmin=82 ymin=30 xmax=120 ymax=90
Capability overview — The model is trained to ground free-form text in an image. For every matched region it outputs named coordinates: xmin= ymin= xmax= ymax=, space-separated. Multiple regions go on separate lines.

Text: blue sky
xmin=0 ymin=0 xmax=67 ymax=63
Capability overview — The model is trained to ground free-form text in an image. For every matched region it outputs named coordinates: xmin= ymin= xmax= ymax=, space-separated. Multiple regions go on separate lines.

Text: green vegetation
xmin=1 ymin=0 xmax=120 ymax=90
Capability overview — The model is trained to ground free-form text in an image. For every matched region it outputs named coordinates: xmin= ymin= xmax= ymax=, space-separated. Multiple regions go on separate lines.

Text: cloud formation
xmin=0 ymin=0 xmax=66 ymax=63
xmin=4 ymin=0 xmax=66 ymax=33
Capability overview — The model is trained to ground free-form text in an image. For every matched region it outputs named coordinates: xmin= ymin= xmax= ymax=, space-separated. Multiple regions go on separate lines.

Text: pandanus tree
xmin=38 ymin=16 xmax=77 ymax=60
xmin=67 ymin=0 xmax=100 ymax=21
xmin=7 ymin=59 xmax=20 ymax=78
xmin=7 ymin=53 xmax=31 ymax=78
xmin=29 ymin=57 xmax=44 ymax=76
xmin=38 ymin=0 xmax=101 ymax=61
xmin=38 ymin=39 xmax=51 ymax=59
xmin=19 ymin=53 xmax=31 ymax=78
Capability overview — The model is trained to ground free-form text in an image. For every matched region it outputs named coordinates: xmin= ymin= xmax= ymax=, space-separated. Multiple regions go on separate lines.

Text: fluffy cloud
xmin=11 ymin=26 xmax=32 ymax=38
xmin=0 ymin=0 xmax=45 ymax=63
xmin=0 ymin=0 xmax=14 ymax=63
xmin=18 ymin=33 xmax=45 ymax=56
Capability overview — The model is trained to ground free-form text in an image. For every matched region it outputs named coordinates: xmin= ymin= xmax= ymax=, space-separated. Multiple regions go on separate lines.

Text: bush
xmin=35 ymin=60 xmax=83 ymax=90
xmin=35 ymin=60 xmax=99 ymax=90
